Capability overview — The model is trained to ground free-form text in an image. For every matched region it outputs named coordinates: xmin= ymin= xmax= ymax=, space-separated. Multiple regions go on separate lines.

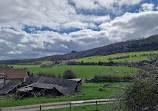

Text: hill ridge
xmin=0 ymin=34 xmax=158 ymax=64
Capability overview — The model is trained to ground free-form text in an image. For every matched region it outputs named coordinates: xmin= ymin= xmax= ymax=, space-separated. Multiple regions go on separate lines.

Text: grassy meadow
xmin=0 ymin=82 xmax=128 ymax=107
xmin=76 ymin=50 xmax=158 ymax=63
xmin=43 ymin=103 xmax=115 ymax=111
xmin=12 ymin=65 xmax=137 ymax=78
xmin=1 ymin=51 xmax=144 ymax=108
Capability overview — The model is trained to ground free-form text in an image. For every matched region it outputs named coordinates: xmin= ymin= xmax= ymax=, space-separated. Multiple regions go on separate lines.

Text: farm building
xmin=0 ymin=74 xmax=5 ymax=89
xmin=17 ymin=76 xmax=82 ymax=97
xmin=0 ymin=69 xmax=29 ymax=95
xmin=0 ymin=69 xmax=29 ymax=82
xmin=0 ymin=69 xmax=82 ymax=96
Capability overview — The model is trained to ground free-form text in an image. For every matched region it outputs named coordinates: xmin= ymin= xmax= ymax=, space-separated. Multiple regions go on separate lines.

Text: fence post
xmin=40 ymin=105 xmax=42 ymax=111
xmin=96 ymin=100 xmax=98 ymax=111
xmin=70 ymin=102 xmax=72 ymax=111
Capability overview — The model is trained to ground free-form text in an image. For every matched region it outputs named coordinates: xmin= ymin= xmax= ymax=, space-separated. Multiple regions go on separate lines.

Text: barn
xmin=17 ymin=76 xmax=82 ymax=97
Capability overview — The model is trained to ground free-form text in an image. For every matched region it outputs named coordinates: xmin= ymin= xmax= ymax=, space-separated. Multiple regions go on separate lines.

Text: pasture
xmin=76 ymin=50 xmax=158 ymax=63
xmin=0 ymin=63 xmax=136 ymax=108
xmin=12 ymin=65 xmax=137 ymax=78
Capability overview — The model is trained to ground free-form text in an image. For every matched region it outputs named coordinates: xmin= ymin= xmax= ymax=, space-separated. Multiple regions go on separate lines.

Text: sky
xmin=0 ymin=0 xmax=158 ymax=60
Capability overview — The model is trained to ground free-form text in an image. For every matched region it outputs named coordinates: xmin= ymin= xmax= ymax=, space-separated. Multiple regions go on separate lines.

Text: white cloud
xmin=68 ymin=0 xmax=143 ymax=16
xmin=0 ymin=0 xmax=158 ymax=60
xmin=117 ymin=0 xmax=142 ymax=6
xmin=62 ymin=22 xmax=89 ymax=30
xmin=61 ymin=44 xmax=68 ymax=49
xmin=0 ymin=0 xmax=111 ymax=31
xmin=156 ymin=5 xmax=158 ymax=11
xmin=1 ymin=10 xmax=158 ymax=60
xmin=0 ymin=28 xmax=71 ymax=59
xmin=70 ymin=0 xmax=142 ymax=10
xmin=140 ymin=3 xmax=155 ymax=12
xmin=0 ymin=0 xmax=76 ymax=30
xmin=99 ymin=11 xmax=158 ymax=41
xmin=82 ymin=15 xmax=111 ymax=23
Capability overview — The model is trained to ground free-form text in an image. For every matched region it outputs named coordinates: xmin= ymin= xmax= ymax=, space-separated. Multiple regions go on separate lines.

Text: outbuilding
xmin=0 ymin=69 xmax=29 ymax=95
xmin=17 ymin=76 xmax=82 ymax=97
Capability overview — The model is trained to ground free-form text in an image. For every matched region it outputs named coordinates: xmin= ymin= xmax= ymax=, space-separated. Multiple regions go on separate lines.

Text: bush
xmin=93 ymin=75 xmax=133 ymax=83
xmin=93 ymin=75 xmax=121 ymax=82
xmin=63 ymin=69 xmax=76 ymax=79
xmin=37 ymin=71 xmax=56 ymax=78
xmin=120 ymin=59 xmax=158 ymax=111
xmin=0 ymin=65 xmax=12 ymax=69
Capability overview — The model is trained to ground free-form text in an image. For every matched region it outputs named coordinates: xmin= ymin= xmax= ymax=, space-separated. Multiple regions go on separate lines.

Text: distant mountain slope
xmin=0 ymin=34 xmax=158 ymax=64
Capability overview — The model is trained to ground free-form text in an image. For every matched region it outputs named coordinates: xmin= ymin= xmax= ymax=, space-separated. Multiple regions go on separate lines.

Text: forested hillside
xmin=0 ymin=34 xmax=158 ymax=64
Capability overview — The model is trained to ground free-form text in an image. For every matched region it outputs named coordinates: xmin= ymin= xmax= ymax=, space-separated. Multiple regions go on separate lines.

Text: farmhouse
xmin=0 ymin=69 xmax=29 ymax=95
xmin=17 ymin=76 xmax=82 ymax=97
xmin=0 ymin=69 xmax=29 ymax=82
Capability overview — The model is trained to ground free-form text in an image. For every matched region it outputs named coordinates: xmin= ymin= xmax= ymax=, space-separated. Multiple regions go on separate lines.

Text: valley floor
xmin=1 ymin=98 xmax=115 ymax=111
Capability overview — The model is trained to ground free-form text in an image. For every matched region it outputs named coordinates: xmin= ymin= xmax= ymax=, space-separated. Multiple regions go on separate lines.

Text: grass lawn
xmin=76 ymin=50 xmax=158 ymax=63
xmin=43 ymin=103 xmax=116 ymax=111
xmin=12 ymin=65 xmax=137 ymax=78
xmin=0 ymin=82 xmax=129 ymax=108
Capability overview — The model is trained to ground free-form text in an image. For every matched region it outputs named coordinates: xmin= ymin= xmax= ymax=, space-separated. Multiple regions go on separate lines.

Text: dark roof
xmin=0 ymin=81 xmax=22 ymax=95
xmin=24 ymin=76 xmax=81 ymax=96
xmin=28 ymin=82 xmax=56 ymax=89
xmin=0 ymin=69 xmax=27 ymax=79
xmin=0 ymin=74 xmax=5 ymax=78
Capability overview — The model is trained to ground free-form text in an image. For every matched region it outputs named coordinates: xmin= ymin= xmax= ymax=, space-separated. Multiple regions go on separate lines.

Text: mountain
xmin=0 ymin=34 xmax=158 ymax=64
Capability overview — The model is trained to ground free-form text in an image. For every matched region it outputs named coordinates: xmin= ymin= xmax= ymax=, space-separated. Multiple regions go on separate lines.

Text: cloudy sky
xmin=0 ymin=0 xmax=158 ymax=60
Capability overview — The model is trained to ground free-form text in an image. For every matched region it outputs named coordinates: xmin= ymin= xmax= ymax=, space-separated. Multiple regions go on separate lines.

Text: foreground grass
xmin=12 ymin=65 xmax=137 ymax=78
xmin=76 ymin=50 xmax=158 ymax=63
xmin=43 ymin=104 xmax=116 ymax=111
xmin=0 ymin=82 xmax=129 ymax=108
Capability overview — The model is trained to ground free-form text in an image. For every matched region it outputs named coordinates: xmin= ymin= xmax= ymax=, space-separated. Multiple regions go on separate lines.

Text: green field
xmin=76 ymin=50 xmax=158 ymax=63
xmin=2 ymin=59 xmax=137 ymax=108
xmin=12 ymin=65 xmax=137 ymax=78
xmin=0 ymin=82 xmax=129 ymax=108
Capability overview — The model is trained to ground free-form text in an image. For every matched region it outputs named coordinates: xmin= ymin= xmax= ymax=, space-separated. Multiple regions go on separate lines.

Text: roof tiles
xmin=0 ymin=69 xmax=27 ymax=79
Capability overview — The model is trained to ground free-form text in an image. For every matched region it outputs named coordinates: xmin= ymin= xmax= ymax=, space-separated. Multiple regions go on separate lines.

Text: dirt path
xmin=1 ymin=98 xmax=115 ymax=111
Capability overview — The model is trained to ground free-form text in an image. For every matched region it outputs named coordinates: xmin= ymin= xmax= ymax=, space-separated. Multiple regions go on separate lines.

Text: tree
xmin=63 ymin=69 xmax=76 ymax=79
xmin=120 ymin=58 xmax=158 ymax=111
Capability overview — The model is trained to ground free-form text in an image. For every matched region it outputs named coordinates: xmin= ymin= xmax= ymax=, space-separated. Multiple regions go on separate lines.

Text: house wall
xmin=0 ymin=78 xmax=5 ymax=89
xmin=0 ymin=78 xmax=4 ymax=84
xmin=75 ymin=82 xmax=82 ymax=92
xmin=24 ymin=72 xmax=29 ymax=82
xmin=8 ymin=71 xmax=28 ymax=82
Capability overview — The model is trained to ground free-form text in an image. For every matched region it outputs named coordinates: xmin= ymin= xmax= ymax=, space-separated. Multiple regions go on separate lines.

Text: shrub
xmin=123 ymin=76 xmax=134 ymax=82
xmin=120 ymin=59 xmax=158 ymax=111
xmin=93 ymin=75 xmax=133 ymax=83
xmin=93 ymin=75 xmax=121 ymax=82
xmin=0 ymin=65 xmax=12 ymax=69
xmin=63 ymin=69 xmax=76 ymax=79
